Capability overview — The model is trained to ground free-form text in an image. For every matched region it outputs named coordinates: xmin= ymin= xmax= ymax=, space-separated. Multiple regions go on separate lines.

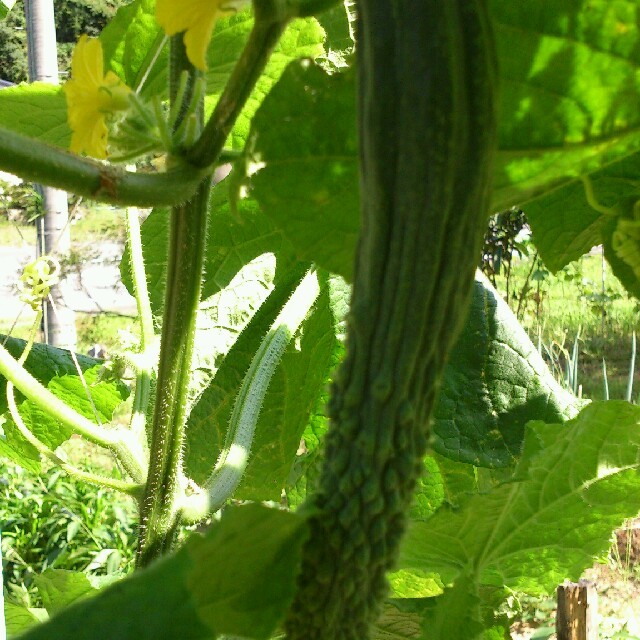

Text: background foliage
xmin=0 ymin=0 xmax=126 ymax=84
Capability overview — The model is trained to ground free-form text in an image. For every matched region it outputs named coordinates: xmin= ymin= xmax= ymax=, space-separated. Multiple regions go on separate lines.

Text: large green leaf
xmin=398 ymin=401 xmax=640 ymax=608
xmin=244 ymin=5 xmax=640 ymax=280
xmin=523 ymin=155 xmax=640 ymax=297
xmin=185 ymin=267 xmax=338 ymax=500
xmin=0 ymin=338 xmax=129 ymax=472
xmin=33 ymin=570 xmax=112 ymax=616
xmin=490 ymin=0 xmax=640 ymax=211
xmin=19 ymin=504 xmax=308 ymax=640
xmin=0 ymin=84 xmax=70 ymax=147
xmin=4 ymin=603 xmax=46 ymax=637
xmin=432 ymin=273 xmax=581 ymax=468
xmin=242 ymin=60 xmax=359 ymax=281
xmin=205 ymin=14 xmax=326 ymax=150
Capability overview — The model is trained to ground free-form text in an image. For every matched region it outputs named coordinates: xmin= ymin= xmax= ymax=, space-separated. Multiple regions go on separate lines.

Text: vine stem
xmin=136 ymin=176 xmax=212 ymax=567
xmin=181 ymin=269 xmax=321 ymax=522
xmin=136 ymin=5 xmax=297 ymax=565
xmin=0 ymin=127 xmax=208 ymax=207
xmin=136 ymin=35 xmax=210 ymax=569
xmin=186 ymin=7 xmax=289 ymax=168
xmin=0 ymin=342 xmax=146 ymax=482
xmin=125 ymin=205 xmax=156 ymax=443
xmin=4 ymin=311 xmax=143 ymax=496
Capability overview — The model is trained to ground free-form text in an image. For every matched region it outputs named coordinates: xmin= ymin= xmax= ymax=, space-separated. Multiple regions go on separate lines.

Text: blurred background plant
xmin=480 ymin=210 xmax=640 ymax=401
xmin=0 ymin=450 xmax=137 ymax=609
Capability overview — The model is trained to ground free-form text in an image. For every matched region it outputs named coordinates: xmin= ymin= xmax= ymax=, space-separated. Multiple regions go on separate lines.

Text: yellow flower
xmin=156 ymin=0 xmax=249 ymax=71
xmin=63 ymin=35 xmax=132 ymax=159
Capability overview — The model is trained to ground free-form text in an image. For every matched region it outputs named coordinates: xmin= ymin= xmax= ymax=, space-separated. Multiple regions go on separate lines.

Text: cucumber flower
xmin=63 ymin=35 xmax=132 ymax=159
xmin=156 ymin=0 xmax=249 ymax=71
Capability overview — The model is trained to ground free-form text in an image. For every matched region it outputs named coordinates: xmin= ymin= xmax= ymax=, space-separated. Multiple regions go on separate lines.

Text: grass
xmin=0 ymin=200 xmax=126 ymax=247
xmin=1 ymin=451 xmax=137 ymax=609
xmin=488 ymin=249 xmax=640 ymax=400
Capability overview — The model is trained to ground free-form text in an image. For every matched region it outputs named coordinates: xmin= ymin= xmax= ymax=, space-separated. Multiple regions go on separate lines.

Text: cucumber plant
xmin=0 ymin=1 xmax=640 ymax=640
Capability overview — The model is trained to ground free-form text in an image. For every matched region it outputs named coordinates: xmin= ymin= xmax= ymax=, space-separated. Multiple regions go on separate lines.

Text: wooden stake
xmin=556 ymin=580 xmax=598 ymax=640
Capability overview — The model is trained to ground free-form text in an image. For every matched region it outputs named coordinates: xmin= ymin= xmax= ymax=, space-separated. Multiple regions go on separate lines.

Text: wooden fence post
xmin=556 ymin=580 xmax=598 ymax=640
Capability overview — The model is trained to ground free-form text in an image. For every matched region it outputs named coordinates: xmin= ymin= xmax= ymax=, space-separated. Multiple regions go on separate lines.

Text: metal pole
xmin=24 ymin=0 xmax=77 ymax=349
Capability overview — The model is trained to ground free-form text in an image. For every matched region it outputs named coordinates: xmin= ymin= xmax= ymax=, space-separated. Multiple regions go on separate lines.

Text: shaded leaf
xmin=419 ymin=577 xmax=484 ymax=640
xmin=19 ymin=504 xmax=307 ymax=640
xmin=432 ymin=273 xmax=581 ymax=468
xmin=243 ymin=60 xmax=358 ymax=281
xmin=371 ymin=599 xmax=426 ymax=640
xmin=316 ymin=1 xmax=355 ymax=55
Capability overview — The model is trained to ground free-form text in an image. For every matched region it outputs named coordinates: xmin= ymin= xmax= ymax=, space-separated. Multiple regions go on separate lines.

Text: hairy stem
xmin=125 ymin=206 xmax=155 ymax=445
xmin=186 ymin=7 xmax=289 ymax=168
xmin=0 ymin=127 xmax=208 ymax=207
xmin=181 ymin=269 xmax=321 ymax=522
xmin=136 ymin=35 xmax=210 ymax=567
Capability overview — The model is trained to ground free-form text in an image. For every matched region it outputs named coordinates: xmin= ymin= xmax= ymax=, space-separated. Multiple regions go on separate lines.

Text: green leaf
xmin=0 ymin=337 xmax=129 ymax=472
xmin=185 ymin=505 xmax=308 ymax=637
xmin=523 ymin=157 xmax=640 ymax=300
xmin=371 ymin=599 xmax=428 ymax=640
xmin=243 ymin=60 xmax=359 ymax=281
xmin=398 ymin=401 xmax=640 ymax=600
xmin=185 ymin=268 xmax=338 ymax=501
xmin=316 ymin=1 xmax=355 ymax=54
xmin=243 ymin=5 xmax=640 ymax=280
xmin=490 ymin=1 xmax=640 ymax=211
xmin=19 ymin=504 xmax=308 ymax=640
xmin=409 ymin=456 xmax=446 ymax=521
xmin=284 ymin=276 xmax=347 ymax=508
xmin=387 ymin=570 xmax=444 ymax=601
xmin=419 ymin=577 xmax=484 ymax=640
xmin=243 ymin=78 xmax=580 ymax=466
xmin=100 ymin=0 xmax=167 ymax=96
xmin=0 ymin=83 xmax=70 ymax=147
xmin=4 ymin=602 xmax=47 ymax=637
xmin=206 ymin=15 xmax=326 ymax=150
xmin=34 ymin=570 xmax=111 ymax=615
xmin=432 ymin=273 xmax=581 ymax=468
xmin=0 ymin=0 xmax=16 ymax=20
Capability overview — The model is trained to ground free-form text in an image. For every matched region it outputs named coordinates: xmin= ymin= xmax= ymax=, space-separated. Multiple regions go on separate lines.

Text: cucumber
xmin=285 ymin=2 xmax=498 ymax=638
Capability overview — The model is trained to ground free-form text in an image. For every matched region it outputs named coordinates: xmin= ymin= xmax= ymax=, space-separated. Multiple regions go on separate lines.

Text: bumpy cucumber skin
xmin=285 ymin=2 xmax=498 ymax=639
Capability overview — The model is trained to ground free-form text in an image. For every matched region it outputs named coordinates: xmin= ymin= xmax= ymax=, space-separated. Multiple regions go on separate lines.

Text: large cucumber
xmin=285 ymin=2 xmax=498 ymax=639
